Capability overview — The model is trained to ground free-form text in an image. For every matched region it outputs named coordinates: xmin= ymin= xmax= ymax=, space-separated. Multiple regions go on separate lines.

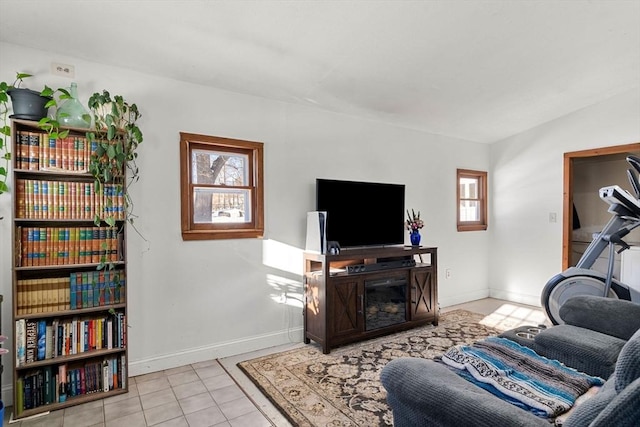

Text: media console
xmin=303 ymin=246 xmax=438 ymax=353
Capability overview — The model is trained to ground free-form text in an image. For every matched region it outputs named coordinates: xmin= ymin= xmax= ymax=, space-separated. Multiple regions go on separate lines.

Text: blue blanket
xmin=441 ymin=337 xmax=604 ymax=418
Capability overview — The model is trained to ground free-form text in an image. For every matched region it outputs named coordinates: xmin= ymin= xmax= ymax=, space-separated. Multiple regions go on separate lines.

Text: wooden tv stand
xmin=303 ymin=246 xmax=438 ymax=354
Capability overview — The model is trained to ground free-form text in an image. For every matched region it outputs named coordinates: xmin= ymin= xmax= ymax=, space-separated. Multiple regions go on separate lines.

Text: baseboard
xmin=488 ymin=289 xmax=541 ymax=307
xmin=128 ymin=326 xmax=304 ymax=377
xmin=439 ymin=289 xmax=490 ymax=308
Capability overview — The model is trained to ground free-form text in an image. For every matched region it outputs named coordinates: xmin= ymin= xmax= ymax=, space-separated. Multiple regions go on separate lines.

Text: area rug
xmin=238 ymin=310 xmax=503 ymax=426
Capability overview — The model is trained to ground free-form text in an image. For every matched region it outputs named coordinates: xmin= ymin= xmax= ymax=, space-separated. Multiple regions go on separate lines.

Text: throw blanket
xmin=441 ymin=337 xmax=604 ymax=418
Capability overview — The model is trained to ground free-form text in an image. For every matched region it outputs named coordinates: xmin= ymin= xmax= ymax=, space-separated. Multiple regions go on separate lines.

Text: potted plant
xmin=0 ymin=73 xmax=52 ymax=196
xmin=5 ymin=73 xmax=51 ymax=121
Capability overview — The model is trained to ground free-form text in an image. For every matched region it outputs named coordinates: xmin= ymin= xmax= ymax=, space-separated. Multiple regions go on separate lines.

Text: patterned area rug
xmin=238 ymin=310 xmax=503 ymax=426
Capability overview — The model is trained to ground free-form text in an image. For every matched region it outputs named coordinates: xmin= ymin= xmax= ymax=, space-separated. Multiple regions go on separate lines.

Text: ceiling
xmin=1 ymin=0 xmax=639 ymax=143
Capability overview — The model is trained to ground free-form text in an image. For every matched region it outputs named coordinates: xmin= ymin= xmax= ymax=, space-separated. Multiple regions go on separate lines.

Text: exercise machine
xmin=542 ymin=155 xmax=640 ymax=324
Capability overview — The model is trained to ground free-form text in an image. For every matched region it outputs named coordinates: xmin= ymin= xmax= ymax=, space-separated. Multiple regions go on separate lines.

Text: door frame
xmin=563 ymin=142 xmax=640 ymax=269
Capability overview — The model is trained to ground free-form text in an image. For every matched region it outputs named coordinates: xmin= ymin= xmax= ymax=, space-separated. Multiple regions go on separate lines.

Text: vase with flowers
xmin=406 ymin=209 xmax=424 ymax=246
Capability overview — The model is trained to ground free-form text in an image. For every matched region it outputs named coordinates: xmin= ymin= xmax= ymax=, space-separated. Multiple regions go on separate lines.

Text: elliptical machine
xmin=542 ymin=154 xmax=640 ymax=325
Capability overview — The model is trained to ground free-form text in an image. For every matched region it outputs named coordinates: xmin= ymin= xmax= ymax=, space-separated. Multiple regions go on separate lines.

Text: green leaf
xmin=0 ymin=166 xmax=6 ymax=175
xmin=107 ymin=144 xmax=116 ymax=159
xmin=41 ymin=86 xmax=54 ymax=97
xmin=0 ymin=125 xmax=10 ymax=136
xmin=0 ymin=181 xmax=8 ymax=193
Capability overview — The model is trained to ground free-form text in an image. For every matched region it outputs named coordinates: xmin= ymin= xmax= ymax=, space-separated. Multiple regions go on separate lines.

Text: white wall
xmin=0 ymin=42 xmax=492 ymax=403
xmin=489 ymin=89 xmax=640 ymax=306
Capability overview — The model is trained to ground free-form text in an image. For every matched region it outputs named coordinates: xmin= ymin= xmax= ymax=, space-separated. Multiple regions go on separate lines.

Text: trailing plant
xmin=0 ymin=72 xmax=36 ymax=196
xmin=86 ymin=90 xmax=143 ymax=229
xmin=0 ymin=80 xmax=10 ymax=196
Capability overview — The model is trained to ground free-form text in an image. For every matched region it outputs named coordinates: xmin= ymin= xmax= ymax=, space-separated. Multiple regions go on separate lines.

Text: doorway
xmin=563 ymin=143 xmax=640 ymax=271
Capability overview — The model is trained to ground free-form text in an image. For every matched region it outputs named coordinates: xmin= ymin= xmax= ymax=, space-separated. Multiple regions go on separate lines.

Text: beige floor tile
xmin=194 ymin=363 xmax=226 ymax=380
xmin=140 ymin=388 xmax=177 ymax=411
xmin=105 ymin=411 xmax=147 ymax=427
xmin=104 ymin=395 xmax=142 ymax=421
xmin=167 ymin=370 xmax=200 ymax=387
xmin=171 ymin=379 xmax=208 ymax=400
xmin=201 ymin=373 xmax=235 ymax=392
xmin=152 ymin=416 xmax=189 ymax=427
xmin=177 ymin=392 xmax=216 ymax=415
xmin=210 ymin=384 xmax=246 ymax=406
xmin=142 ymin=400 xmax=183 ymax=426
xmin=134 ymin=371 xmax=166 ymax=384
xmin=61 ymin=405 xmax=105 ymax=427
xmin=217 ymin=396 xmax=259 ymax=421
xmin=136 ymin=377 xmax=171 ymax=396
xmin=228 ymin=410 xmax=273 ymax=427
xmin=184 ymin=405 xmax=227 ymax=427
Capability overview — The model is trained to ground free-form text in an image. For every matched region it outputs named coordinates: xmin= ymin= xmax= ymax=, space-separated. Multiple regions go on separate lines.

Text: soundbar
xmin=346 ymin=259 xmax=416 ymax=274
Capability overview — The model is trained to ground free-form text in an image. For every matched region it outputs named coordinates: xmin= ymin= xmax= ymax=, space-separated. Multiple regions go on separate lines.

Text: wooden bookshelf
xmin=10 ymin=119 xmax=128 ymax=419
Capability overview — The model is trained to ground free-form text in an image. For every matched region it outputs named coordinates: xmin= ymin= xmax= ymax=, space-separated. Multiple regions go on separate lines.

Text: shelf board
xmin=16 ymin=387 xmax=128 ymax=419
xmin=16 ymin=347 xmax=126 ymax=371
xmin=16 ymin=303 xmax=126 ymax=321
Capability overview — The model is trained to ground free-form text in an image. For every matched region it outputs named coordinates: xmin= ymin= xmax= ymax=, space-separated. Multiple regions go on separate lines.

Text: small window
xmin=180 ymin=132 xmax=264 ymax=240
xmin=457 ymin=169 xmax=488 ymax=232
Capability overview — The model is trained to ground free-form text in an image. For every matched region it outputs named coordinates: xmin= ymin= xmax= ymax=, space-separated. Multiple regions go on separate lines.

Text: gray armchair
xmin=380 ymin=296 xmax=640 ymax=427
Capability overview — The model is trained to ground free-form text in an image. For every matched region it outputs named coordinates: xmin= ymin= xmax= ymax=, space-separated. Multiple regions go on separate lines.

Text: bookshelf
xmin=10 ymin=119 xmax=128 ymax=419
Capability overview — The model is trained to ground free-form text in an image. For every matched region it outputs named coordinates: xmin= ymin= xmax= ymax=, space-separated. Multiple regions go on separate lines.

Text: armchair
xmin=380 ymin=296 xmax=640 ymax=427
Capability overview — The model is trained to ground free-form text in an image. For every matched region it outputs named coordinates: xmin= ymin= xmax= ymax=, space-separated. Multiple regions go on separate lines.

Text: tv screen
xmin=316 ymin=179 xmax=406 ymax=248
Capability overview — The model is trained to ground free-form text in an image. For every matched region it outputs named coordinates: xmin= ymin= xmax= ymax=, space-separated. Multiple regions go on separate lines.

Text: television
xmin=316 ymin=178 xmax=406 ymax=248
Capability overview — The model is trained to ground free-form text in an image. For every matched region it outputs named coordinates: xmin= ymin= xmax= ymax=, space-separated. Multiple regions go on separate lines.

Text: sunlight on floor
xmin=479 ymin=303 xmax=549 ymax=332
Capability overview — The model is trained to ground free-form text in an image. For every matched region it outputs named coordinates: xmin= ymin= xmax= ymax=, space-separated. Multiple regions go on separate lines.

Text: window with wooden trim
xmin=457 ymin=169 xmax=488 ymax=232
xmin=180 ymin=132 xmax=264 ymax=240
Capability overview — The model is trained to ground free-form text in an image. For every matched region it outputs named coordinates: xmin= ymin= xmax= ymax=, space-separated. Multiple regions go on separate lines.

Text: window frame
xmin=456 ymin=168 xmax=488 ymax=232
xmin=180 ymin=132 xmax=264 ymax=241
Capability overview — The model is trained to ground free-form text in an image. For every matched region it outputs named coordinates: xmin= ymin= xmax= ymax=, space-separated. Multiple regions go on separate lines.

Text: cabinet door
xmin=328 ymin=278 xmax=362 ymax=338
xmin=410 ymin=268 xmax=436 ymax=321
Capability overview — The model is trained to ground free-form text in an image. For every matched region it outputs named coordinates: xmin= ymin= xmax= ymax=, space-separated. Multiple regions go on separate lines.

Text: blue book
xmin=37 ymin=320 xmax=47 ymax=360
xmin=69 ymin=273 xmax=77 ymax=309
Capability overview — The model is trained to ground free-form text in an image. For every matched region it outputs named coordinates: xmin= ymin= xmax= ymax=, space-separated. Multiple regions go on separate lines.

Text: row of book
xmin=15 ymin=355 xmax=126 ymax=415
xmin=15 ymin=312 xmax=127 ymax=367
xmin=15 ymin=130 xmax=96 ymax=172
xmin=16 ymin=226 xmax=123 ymax=267
xmin=15 ymin=179 xmax=125 ymax=220
xmin=15 ymin=269 xmax=126 ymax=315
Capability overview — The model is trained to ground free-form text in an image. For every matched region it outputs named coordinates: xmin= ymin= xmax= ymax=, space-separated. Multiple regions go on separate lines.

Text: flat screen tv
xmin=316 ymin=178 xmax=406 ymax=248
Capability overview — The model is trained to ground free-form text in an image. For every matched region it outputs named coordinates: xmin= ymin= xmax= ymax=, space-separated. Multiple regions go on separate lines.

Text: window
xmin=180 ymin=132 xmax=264 ymax=240
xmin=457 ymin=169 xmax=488 ymax=232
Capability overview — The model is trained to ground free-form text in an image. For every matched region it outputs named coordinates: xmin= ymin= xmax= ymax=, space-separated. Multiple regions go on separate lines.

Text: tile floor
xmin=3 ymin=298 xmax=546 ymax=427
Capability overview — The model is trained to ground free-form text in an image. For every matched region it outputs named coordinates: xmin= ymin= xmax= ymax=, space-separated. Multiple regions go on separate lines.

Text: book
xmin=25 ymin=320 xmax=38 ymax=364
xmin=37 ymin=319 xmax=47 ymax=360
xmin=15 ymin=319 xmax=26 ymax=367
xmin=45 ymin=324 xmax=54 ymax=359
xmin=15 ymin=377 xmax=24 ymax=415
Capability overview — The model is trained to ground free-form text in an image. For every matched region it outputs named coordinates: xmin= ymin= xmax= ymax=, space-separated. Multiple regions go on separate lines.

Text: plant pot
xmin=7 ymin=88 xmax=52 ymax=120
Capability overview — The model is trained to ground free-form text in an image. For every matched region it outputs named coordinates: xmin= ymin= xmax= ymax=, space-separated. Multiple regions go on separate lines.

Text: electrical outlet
xmin=549 ymin=212 xmax=557 ymax=223
xmin=51 ymin=62 xmax=75 ymax=78
xmin=445 ymin=269 xmax=452 ymax=279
